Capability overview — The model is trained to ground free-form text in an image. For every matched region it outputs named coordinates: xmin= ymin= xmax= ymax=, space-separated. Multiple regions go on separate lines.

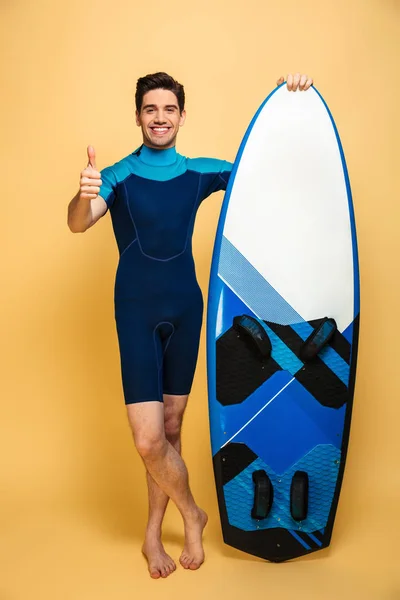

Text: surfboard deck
xmin=207 ymin=83 xmax=359 ymax=562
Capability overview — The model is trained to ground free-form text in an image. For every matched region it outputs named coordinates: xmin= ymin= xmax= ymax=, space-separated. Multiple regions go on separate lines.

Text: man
xmin=67 ymin=71 xmax=314 ymax=579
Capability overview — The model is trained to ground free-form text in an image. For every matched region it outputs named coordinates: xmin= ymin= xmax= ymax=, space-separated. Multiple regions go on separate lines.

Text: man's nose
xmin=154 ymin=111 xmax=166 ymax=123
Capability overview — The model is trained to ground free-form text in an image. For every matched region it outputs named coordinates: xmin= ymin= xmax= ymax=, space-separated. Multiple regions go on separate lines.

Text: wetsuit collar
xmin=137 ymin=144 xmax=177 ymax=167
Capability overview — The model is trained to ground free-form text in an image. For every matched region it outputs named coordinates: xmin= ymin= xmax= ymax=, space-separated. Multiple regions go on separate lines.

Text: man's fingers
xmin=80 ymin=192 xmax=99 ymax=200
xmin=81 ymin=168 xmax=101 ymax=179
xmin=87 ymin=145 xmax=97 ymax=169
xmin=292 ymin=72 xmax=301 ymax=91
xmin=303 ymin=77 xmax=314 ymax=90
xmin=278 ymin=73 xmax=313 ymax=91
xmin=81 ymin=185 xmax=101 ymax=195
xmin=80 ymin=176 xmax=102 ymax=186
xmin=299 ymin=74 xmax=308 ymax=90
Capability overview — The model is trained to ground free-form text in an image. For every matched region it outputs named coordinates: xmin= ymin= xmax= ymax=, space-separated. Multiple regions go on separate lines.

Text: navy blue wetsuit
xmin=100 ymin=144 xmax=233 ymax=404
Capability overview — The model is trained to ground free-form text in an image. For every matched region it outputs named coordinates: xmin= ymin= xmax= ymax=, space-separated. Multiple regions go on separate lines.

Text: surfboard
xmin=206 ymin=83 xmax=359 ymax=562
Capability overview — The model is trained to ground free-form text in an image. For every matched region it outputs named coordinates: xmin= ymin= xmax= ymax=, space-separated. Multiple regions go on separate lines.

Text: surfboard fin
xmin=300 ymin=317 xmax=337 ymax=362
xmin=233 ymin=315 xmax=272 ymax=359
xmin=251 ymin=470 xmax=273 ymax=520
xmin=290 ymin=471 xmax=309 ymax=521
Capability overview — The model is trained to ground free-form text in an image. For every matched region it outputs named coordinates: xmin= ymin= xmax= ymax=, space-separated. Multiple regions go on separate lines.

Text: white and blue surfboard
xmin=207 ymin=83 xmax=360 ymax=562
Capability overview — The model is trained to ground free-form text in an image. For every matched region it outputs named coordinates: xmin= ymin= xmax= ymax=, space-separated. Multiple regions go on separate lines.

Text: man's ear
xmin=135 ymin=110 xmax=141 ymax=127
xmin=179 ymin=109 xmax=186 ymax=127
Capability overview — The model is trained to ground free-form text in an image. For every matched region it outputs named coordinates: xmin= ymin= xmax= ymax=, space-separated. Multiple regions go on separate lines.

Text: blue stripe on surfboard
xmin=307 ymin=533 xmax=323 ymax=547
xmin=342 ymin=321 xmax=353 ymax=345
xmin=263 ymin=323 xmax=303 ymax=375
xmin=289 ymin=530 xmax=311 ymax=550
xmin=218 ymin=236 xmax=304 ymax=325
xmin=215 ymin=281 xmax=257 ymax=339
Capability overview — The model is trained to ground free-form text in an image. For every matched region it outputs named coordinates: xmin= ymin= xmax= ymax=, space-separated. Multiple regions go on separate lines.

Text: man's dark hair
xmin=135 ymin=72 xmax=185 ymax=113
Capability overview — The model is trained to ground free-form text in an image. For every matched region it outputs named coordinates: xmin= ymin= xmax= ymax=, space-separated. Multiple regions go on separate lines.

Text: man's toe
xmin=150 ymin=568 xmax=161 ymax=579
xmin=181 ymin=557 xmax=190 ymax=568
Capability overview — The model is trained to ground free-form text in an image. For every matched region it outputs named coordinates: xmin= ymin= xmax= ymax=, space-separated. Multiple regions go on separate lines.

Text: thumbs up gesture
xmin=79 ymin=145 xmax=102 ymax=200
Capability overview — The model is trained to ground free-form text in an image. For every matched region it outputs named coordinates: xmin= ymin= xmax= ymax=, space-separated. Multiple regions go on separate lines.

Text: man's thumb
xmin=87 ymin=145 xmax=97 ymax=169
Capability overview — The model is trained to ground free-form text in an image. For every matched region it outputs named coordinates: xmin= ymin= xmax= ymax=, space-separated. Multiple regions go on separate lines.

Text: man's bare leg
xmin=141 ymin=395 xmax=187 ymax=578
xmin=126 ymin=400 xmax=208 ymax=574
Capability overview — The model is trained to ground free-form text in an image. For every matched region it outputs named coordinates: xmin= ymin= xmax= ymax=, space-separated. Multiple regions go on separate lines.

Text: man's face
xmin=136 ymin=88 xmax=186 ymax=149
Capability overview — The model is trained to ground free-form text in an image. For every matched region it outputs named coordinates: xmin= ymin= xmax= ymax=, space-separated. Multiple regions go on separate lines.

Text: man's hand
xmin=276 ymin=73 xmax=313 ymax=91
xmin=79 ymin=145 xmax=103 ymax=200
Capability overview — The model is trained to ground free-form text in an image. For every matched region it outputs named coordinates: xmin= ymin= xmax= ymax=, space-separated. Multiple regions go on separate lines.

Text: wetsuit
xmin=100 ymin=144 xmax=233 ymax=404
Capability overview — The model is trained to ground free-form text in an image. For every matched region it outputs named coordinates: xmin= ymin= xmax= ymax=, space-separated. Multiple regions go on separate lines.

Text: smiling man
xmin=67 ymin=71 xmax=313 ymax=579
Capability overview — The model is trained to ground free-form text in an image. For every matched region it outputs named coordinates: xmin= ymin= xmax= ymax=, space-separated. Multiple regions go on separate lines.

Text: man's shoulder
xmin=100 ymin=151 xmax=136 ymax=182
xmin=186 ymin=156 xmax=233 ymax=174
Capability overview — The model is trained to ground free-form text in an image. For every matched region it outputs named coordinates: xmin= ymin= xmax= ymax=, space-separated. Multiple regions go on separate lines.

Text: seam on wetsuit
xmin=129 ymin=397 xmax=164 ymax=403
xmin=153 ymin=321 xmax=175 ymax=400
xmin=107 ymin=164 xmax=185 ymax=198
xmin=119 ymin=237 xmax=138 ymax=259
xmin=123 ymin=176 xmax=202 ymax=262
xmin=162 ymin=389 xmax=191 ymax=397
xmin=218 ymin=171 xmax=228 ymax=185
xmin=116 ymin=161 xmax=188 ymax=185
xmin=162 ymin=326 xmax=175 ymax=358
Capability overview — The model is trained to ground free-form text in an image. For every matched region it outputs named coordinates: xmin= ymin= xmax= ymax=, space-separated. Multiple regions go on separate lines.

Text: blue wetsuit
xmin=100 ymin=144 xmax=233 ymax=404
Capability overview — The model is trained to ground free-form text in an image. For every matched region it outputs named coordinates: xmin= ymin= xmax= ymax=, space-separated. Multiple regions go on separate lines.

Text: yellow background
xmin=1 ymin=0 xmax=399 ymax=598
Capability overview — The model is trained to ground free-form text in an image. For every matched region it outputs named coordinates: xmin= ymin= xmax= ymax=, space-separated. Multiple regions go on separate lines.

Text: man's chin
xmin=146 ymin=134 xmax=176 ymax=149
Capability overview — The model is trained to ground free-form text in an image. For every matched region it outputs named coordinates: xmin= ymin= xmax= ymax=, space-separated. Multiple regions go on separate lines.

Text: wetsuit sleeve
xmin=99 ymin=166 xmax=118 ymax=208
xmin=202 ymin=159 xmax=233 ymax=198
xmin=188 ymin=158 xmax=233 ymax=202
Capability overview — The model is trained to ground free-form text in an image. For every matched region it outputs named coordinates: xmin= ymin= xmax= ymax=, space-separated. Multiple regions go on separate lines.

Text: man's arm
xmin=67 ymin=145 xmax=108 ymax=233
xmin=211 ymin=160 xmax=233 ymax=192
xmin=67 ymin=191 xmax=108 ymax=233
xmin=188 ymin=158 xmax=233 ymax=202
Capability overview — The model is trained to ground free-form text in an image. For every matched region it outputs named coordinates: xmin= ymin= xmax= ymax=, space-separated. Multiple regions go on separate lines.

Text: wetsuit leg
xmin=162 ymin=301 xmax=203 ymax=396
xmin=115 ymin=301 xmax=174 ymax=404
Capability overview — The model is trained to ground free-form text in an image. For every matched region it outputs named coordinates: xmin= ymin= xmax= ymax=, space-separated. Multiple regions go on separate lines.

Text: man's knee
xmin=126 ymin=401 xmax=167 ymax=460
xmin=134 ymin=432 xmax=167 ymax=461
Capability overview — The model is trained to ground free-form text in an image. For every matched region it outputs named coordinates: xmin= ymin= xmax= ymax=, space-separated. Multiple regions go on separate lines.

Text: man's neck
xmin=137 ymin=144 xmax=178 ymax=166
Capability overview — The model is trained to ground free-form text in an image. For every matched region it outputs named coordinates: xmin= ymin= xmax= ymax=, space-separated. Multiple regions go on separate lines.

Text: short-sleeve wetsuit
xmin=100 ymin=144 xmax=233 ymax=404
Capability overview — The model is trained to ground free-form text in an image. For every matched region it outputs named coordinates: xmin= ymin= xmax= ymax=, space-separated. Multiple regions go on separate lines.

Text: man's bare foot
xmin=179 ymin=508 xmax=208 ymax=570
xmin=142 ymin=536 xmax=176 ymax=579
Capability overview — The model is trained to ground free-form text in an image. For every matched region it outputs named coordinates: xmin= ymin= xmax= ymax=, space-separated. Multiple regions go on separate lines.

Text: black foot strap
xmin=300 ymin=317 xmax=337 ymax=362
xmin=290 ymin=471 xmax=309 ymax=521
xmin=233 ymin=315 xmax=272 ymax=360
xmin=251 ymin=470 xmax=273 ymax=520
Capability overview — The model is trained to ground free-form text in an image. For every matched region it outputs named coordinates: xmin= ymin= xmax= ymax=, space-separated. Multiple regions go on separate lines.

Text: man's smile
xmin=150 ymin=126 xmax=171 ymax=136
